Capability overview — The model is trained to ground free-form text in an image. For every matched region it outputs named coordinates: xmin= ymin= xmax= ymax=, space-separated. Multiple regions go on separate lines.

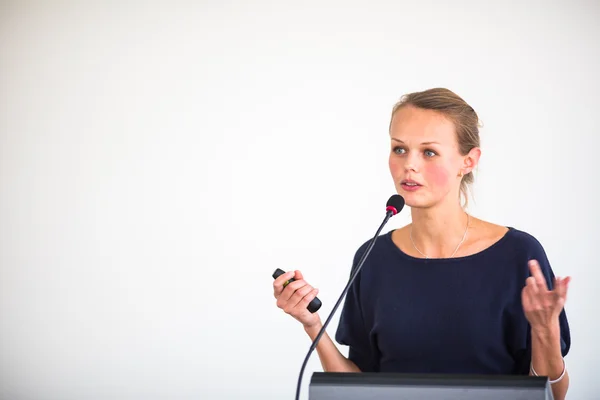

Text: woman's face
xmin=388 ymin=105 xmax=470 ymax=209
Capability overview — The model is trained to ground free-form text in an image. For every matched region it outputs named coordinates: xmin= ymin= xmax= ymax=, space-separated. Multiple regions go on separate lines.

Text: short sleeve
xmin=334 ymin=244 xmax=379 ymax=372
xmin=509 ymin=234 xmax=571 ymax=374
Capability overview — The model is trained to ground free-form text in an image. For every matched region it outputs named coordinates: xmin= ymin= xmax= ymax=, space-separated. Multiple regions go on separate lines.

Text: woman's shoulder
xmin=467 ymin=218 xmax=509 ymax=253
xmin=473 ymin=218 xmax=548 ymax=257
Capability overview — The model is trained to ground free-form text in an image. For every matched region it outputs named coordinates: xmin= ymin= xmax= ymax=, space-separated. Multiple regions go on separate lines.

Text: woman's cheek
xmin=424 ymin=163 xmax=451 ymax=187
xmin=388 ymin=156 xmax=402 ymax=176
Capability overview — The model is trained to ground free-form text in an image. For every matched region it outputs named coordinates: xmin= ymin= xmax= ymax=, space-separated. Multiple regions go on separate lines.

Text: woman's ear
xmin=463 ymin=147 xmax=481 ymax=174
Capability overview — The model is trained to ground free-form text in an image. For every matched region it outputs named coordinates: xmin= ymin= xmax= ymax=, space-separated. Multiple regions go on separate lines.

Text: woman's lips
xmin=401 ymin=182 xmax=422 ymax=191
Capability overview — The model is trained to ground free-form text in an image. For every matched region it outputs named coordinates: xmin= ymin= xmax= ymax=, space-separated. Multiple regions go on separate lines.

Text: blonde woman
xmin=273 ymin=88 xmax=571 ymax=400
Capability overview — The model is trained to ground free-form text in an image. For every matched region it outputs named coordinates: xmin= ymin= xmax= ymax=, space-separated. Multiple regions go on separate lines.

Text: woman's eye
xmin=393 ymin=147 xmax=406 ymax=155
xmin=424 ymin=150 xmax=436 ymax=157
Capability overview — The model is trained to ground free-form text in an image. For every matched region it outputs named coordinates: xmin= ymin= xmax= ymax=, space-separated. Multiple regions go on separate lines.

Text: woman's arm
xmin=530 ymin=324 xmax=569 ymax=400
xmin=523 ymin=260 xmax=571 ymax=400
xmin=273 ymin=270 xmax=360 ymax=373
xmin=304 ymin=321 xmax=361 ymax=372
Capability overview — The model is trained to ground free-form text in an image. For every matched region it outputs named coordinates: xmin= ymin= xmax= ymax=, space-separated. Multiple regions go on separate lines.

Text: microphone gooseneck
xmin=293 ymin=194 xmax=405 ymax=400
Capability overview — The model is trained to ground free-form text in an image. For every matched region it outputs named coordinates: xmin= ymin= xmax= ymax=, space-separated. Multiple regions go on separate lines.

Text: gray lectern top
xmin=309 ymin=372 xmax=554 ymax=400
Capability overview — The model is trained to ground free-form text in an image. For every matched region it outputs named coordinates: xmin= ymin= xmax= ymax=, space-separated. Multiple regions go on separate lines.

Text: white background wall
xmin=1 ymin=1 xmax=599 ymax=399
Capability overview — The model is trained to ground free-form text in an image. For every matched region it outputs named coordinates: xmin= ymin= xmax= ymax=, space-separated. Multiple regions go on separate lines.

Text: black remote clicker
xmin=272 ymin=268 xmax=322 ymax=313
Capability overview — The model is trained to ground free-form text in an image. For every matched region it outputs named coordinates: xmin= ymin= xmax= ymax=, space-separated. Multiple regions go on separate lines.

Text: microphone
xmin=292 ymin=194 xmax=405 ymax=400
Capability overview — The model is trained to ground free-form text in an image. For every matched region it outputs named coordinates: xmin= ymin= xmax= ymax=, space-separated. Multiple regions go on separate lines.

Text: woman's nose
xmin=404 ymin=152 xmax=420 ymax=173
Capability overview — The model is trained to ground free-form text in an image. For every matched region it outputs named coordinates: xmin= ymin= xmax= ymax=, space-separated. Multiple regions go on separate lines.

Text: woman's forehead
xmin=390 ymin=107 xmax=457 ymax=145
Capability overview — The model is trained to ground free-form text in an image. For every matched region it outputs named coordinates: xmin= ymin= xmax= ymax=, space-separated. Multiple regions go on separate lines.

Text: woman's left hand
xmin=522 ymin=260 xmax=570 ymax=332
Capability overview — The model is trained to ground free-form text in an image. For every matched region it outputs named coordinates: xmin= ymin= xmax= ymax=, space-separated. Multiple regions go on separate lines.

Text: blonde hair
xmin=389 ymin=88 xmax=481 ymax=207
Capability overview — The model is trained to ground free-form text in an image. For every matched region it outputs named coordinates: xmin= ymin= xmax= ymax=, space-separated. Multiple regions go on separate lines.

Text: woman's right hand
xmin=273 ymin=270 xmax=321 ymax=329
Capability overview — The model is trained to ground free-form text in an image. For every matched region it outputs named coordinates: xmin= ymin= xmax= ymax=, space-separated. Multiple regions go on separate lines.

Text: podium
xmin=309 ymin=372 xmax=554 ymax=400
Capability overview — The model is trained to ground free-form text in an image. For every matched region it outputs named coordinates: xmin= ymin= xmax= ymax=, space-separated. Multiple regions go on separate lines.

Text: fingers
xmin=528 ymin=260 xmax=548 ymax=292
xmin=555 ymin=276 xmax=571 ymax=305
xmin=523 ymin=271 xmax=571 ymax=322
xmin=523 ymin=258 xmax=572 ymax=329
xmin=278 ymin=278 xmax=312 ymax=304
xmin=525 ymin=276 xmax=539 ymax=294
xmin=299 ymin=288 xmax=319 ymax=309
xmin=273 ymin=269 xmax=319 ymax=314
xmin=521 ymin=285 xmax=532 ymax=310
xmin=562 ymin=276 xmax=571 ymax=291
xmin=273 ymin=270 xmax=296 ymax=298
xmin=522 ymin=278 xmax=538 ymax=309
xmin=284 ymin=285 xmax=319 ymax=313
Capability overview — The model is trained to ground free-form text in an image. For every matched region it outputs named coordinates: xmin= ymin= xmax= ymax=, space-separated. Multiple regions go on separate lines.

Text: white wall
xmin=1 ymin=1 xmax=598 ymax=399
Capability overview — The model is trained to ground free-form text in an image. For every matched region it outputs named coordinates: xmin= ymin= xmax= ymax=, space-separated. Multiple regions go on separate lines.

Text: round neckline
xmin=385 ymin=226 xmax=516 ymax=263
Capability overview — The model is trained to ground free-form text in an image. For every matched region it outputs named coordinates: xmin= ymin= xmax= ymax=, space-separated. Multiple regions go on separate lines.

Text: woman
xmin=273 ymin=88 xmax=571 ymax=400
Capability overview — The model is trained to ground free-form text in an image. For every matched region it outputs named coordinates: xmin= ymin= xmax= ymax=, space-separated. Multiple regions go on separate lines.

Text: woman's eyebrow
xmin=391 ymin=138 xmax=441 ymax=145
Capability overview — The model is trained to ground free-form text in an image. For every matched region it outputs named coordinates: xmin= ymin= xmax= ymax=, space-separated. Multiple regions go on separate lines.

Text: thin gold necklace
xmin=409 ymin=214 xmax=470 ymax=259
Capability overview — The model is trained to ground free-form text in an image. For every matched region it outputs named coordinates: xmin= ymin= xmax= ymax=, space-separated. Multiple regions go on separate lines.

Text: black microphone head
xmin=386 ymin=194 xmax=405 ymax=216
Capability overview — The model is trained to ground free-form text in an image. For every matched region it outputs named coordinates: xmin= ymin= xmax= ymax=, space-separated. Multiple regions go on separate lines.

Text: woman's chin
xmin=402 ymin=197 xmax=428 ymax=209
xmin=405 ymin=202 xmax=429 ymax=209
xmin=399 ymin=192 xmax=435 ymax=209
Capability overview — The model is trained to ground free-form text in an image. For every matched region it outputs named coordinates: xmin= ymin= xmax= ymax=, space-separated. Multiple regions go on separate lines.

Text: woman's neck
xmin=409 ymin=201 xmax=470 ymax=258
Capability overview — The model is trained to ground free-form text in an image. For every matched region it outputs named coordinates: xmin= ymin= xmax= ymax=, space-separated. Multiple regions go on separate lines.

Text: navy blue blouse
xmin=335 ymin=227 xmax=570 ymax=375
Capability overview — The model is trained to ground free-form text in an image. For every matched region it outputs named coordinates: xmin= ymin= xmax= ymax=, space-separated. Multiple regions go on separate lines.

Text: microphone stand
xmin=294 ymin=207 xmax=397 ymax=400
